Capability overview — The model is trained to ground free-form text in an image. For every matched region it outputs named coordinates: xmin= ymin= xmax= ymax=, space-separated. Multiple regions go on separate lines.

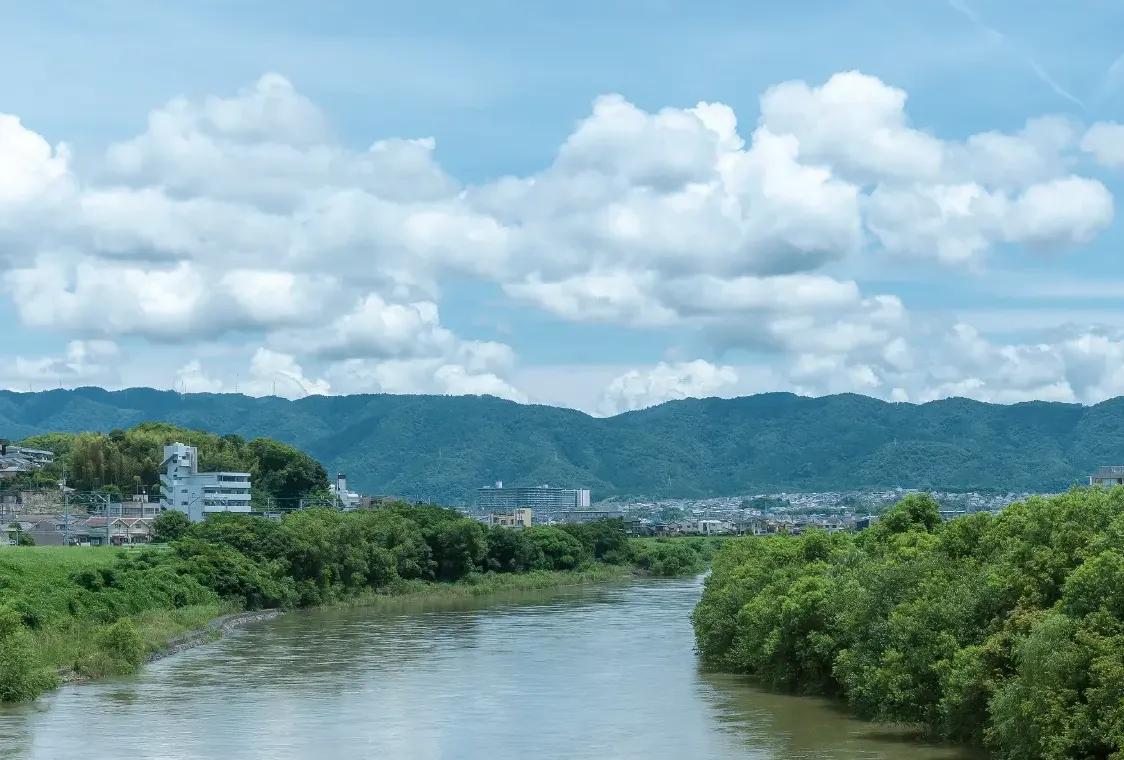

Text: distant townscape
xmin=463 ymin=482 xmax=1051 ymax=536
xmin=2 ymin=410 xmax=1123 ymax=546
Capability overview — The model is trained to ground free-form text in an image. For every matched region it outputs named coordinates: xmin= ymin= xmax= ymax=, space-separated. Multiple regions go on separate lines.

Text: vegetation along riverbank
xmin=693 ymin=488 xmax=1124 ymax=760
xmin=0 ymin=505 xmax=712 ymax=703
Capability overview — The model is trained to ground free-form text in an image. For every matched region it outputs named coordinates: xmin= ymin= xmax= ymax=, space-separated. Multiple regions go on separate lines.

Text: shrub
xmin=151 ymin=510 xmax=191 ymax=543
xmin=526 ymin=527 xmax=585 ymax=571
xmin=99 ymin=618 xmax=147 ymax=673
xmin=0 ymin=606 xmax=56 ymax=702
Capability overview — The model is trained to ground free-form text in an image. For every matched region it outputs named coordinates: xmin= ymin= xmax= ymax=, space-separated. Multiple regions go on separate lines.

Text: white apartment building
xmin=159 ymin=442 xmax=252 ymax=522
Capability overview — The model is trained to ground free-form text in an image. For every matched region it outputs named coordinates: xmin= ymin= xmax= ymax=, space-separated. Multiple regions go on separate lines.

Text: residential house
xmin=70 ymin=517 xmax=154 ymax=546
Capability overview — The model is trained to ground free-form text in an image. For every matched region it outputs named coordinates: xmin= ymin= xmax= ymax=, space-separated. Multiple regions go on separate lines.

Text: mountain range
xmin=1 ymin=387 xmax=1120 ymax=500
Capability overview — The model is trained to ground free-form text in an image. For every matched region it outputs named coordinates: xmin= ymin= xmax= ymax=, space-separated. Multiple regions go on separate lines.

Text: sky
xmin=1 ymin=0 xmax=1124 ymax=415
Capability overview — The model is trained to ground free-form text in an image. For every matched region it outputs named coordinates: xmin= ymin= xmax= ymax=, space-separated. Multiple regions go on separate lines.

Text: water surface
xmin=0 ymin=577 xmax=976 ymax=759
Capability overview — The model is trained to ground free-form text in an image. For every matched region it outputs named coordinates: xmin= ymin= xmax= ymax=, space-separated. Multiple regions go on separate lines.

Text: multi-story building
xmin=479 ymin=508 xmax=533 ymax=529
xmin=555 ymin=509 xmax=624 ymax=524
xmin=159 ymin=442 xmax=252 ymax=522
xmin=476 ymin=483 xmax=591 ymax=519
xmin=1090 ymin=466 xmax=1124 ymax=487
xmin=331 ymin=473 xmax=362 ymax=510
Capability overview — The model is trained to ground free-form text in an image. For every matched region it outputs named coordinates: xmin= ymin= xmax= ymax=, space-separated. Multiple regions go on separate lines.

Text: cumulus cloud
xmin=775 ymin=323 xmax=1124 ymax=407
xmin=176 ymin=348 xmax=330 ymax=399
xmin=0 ymin=340 xmax=121 ymax=391
xmin=326 ymin=358 xmax=527 ymax=403
xmin=599 ymin=360 xmax=739 ymax=415
xmin=0 ymin=70 xmax=1118 ymax=409
xmin=1082 ymin=122 xmax=1124 ymax=167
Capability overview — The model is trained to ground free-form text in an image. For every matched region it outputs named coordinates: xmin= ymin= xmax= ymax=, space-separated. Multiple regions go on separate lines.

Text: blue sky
xmin=1 ymin=0 xmax=1123 ymax=413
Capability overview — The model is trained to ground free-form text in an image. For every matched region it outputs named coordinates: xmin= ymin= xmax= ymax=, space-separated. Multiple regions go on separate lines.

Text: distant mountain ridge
xmin=1 ymin=387 xmax=1119 ymax=500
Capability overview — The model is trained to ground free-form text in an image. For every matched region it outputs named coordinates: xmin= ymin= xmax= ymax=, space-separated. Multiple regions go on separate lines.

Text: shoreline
xmin=56 ymin=609 xmax=284 ymax=686
xmin=54 ymin=564 xmax=646 ymax=688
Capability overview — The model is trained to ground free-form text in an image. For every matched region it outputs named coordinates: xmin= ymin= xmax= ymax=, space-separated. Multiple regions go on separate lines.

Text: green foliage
xmin=5 ymin=389 xmax=1123 ymax=497
xmin=247 ymin=438 xmax=329 ymax=501
xmin=98 ymin=618 xmax=146 ymax=673
xmin=11 ymin=421 xmax=328 ymax=502
xmin=151 ymin=510 xmax=191 ymax=543
xmin=743 ymin=496 xmax=791 ymax=511
xmin=0 ymin=605 xmax=57 ymax=701
xmin=629 ymin=539 xmax=707 ymax=577
xmin=692 ymin=487 xmax=1124 ymax=758
xmin=526 ymin=526 xmax=586 ymax=571
xmin=1 ymin=504 xmax=690 ymax=704
xmin=560 ymin=519 xmax=632 ymax=563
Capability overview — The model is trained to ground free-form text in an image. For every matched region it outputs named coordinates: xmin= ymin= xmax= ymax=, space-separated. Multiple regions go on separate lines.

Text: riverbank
xmin=85 ymin=565 xmax=648 ymax=683
xmin=338 ymin=563 xmax=640 ymax=610
xmin=58 ymin=565 xmax=645 ymax=686
xmin=2 ymin=511 xmax=712 ymax=703
xmin=55 ymin=608 xmax=283 ymax=686
xmin=692 ymin=489 xmax=1124 ymax=760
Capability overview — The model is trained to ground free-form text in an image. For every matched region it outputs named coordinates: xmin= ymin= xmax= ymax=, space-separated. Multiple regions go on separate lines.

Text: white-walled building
xmin=159 ymin=442 xmax=252 ymax=522
xmin=332 ymin=473 xmax=361 ymax=510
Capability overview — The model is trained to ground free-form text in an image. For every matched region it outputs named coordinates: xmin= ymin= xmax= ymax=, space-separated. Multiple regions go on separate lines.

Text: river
xmin=0 ymin=576 xmax=978 ymax=759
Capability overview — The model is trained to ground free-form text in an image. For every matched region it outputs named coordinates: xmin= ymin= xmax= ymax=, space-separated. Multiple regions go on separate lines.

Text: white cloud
xmin=772 ymin=323 xmax=1124 ymax=407
xmin=0 ymin=114 xmax=72 ymax=208
xmin=865 ymin=177 xmax=1114 ymax=265
xmin=176 ymin=349 xmax=331 ymax=399
xmin=175 ymin=360 xmax=224 ymax=394
xmin=599 ymin=360 xmax=739 ymax=415
xmin=326 ymin=358 xmax=526 ymax=403
xmin=0 ymin=340 xmax=121 ymax=391
xmin=1082 ymin=122 xmax=1124 ymax=167
xmin=0 ymin=70 xmax=1119 ymax=412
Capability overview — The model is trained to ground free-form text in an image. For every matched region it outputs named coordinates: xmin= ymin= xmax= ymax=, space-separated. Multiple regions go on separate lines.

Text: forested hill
xmin=2 ymin=387 xmax=1122 ymax=499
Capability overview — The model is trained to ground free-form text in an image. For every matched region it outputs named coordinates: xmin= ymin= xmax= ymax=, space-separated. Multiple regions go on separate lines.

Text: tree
xmin=151 ymin=510 xmax=191 ymax=543
xmin=526 ymin=527 xmax=585 ymax=571
xmin=248 ymin=438 xmax=329 ymax=501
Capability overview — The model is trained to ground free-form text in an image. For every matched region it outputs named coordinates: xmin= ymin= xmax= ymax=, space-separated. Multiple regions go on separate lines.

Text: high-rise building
xmin=476 ymin=484 xmax=591 ymax=517
xmin=159 ymin=442 xmax=252 ymax=522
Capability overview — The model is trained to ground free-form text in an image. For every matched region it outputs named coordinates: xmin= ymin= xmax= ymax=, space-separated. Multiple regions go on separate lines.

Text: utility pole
xmin=102 ymin=493 xmax=111 ymax=547
xmin=63 ymin=480 xmax=69 ymax=546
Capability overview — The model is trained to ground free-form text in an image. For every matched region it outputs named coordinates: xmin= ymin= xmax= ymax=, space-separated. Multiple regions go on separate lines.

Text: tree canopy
xmin=693 ymin=488 xmax=1124 ymax=759
xmin=14 ymin=422 xmax=328 ymax=502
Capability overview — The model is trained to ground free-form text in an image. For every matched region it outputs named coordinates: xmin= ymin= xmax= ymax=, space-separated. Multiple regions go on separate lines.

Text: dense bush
xmin=630 ymin=539 xmax=707 ymax=577
xmin=693 ymin=489 xmax=1124 ymax=759
xmin=151 ymin=510 xmax=191 ymax=543
xmin=0 ymin=606 xmax=56 ymax=701
xmin=560 ymin=519 xmax=632 ymax=563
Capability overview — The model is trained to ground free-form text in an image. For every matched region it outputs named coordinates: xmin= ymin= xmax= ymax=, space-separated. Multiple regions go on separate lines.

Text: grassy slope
xmin=0 ymin=547 xmax=228 ymax=680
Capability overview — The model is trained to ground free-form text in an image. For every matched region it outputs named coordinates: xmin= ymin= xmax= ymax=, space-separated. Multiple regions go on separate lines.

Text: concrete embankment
xmin=58 ymin=609 xmax=282 ymax=685
xmin=148 ymin=609 xmax=282 ymax=662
